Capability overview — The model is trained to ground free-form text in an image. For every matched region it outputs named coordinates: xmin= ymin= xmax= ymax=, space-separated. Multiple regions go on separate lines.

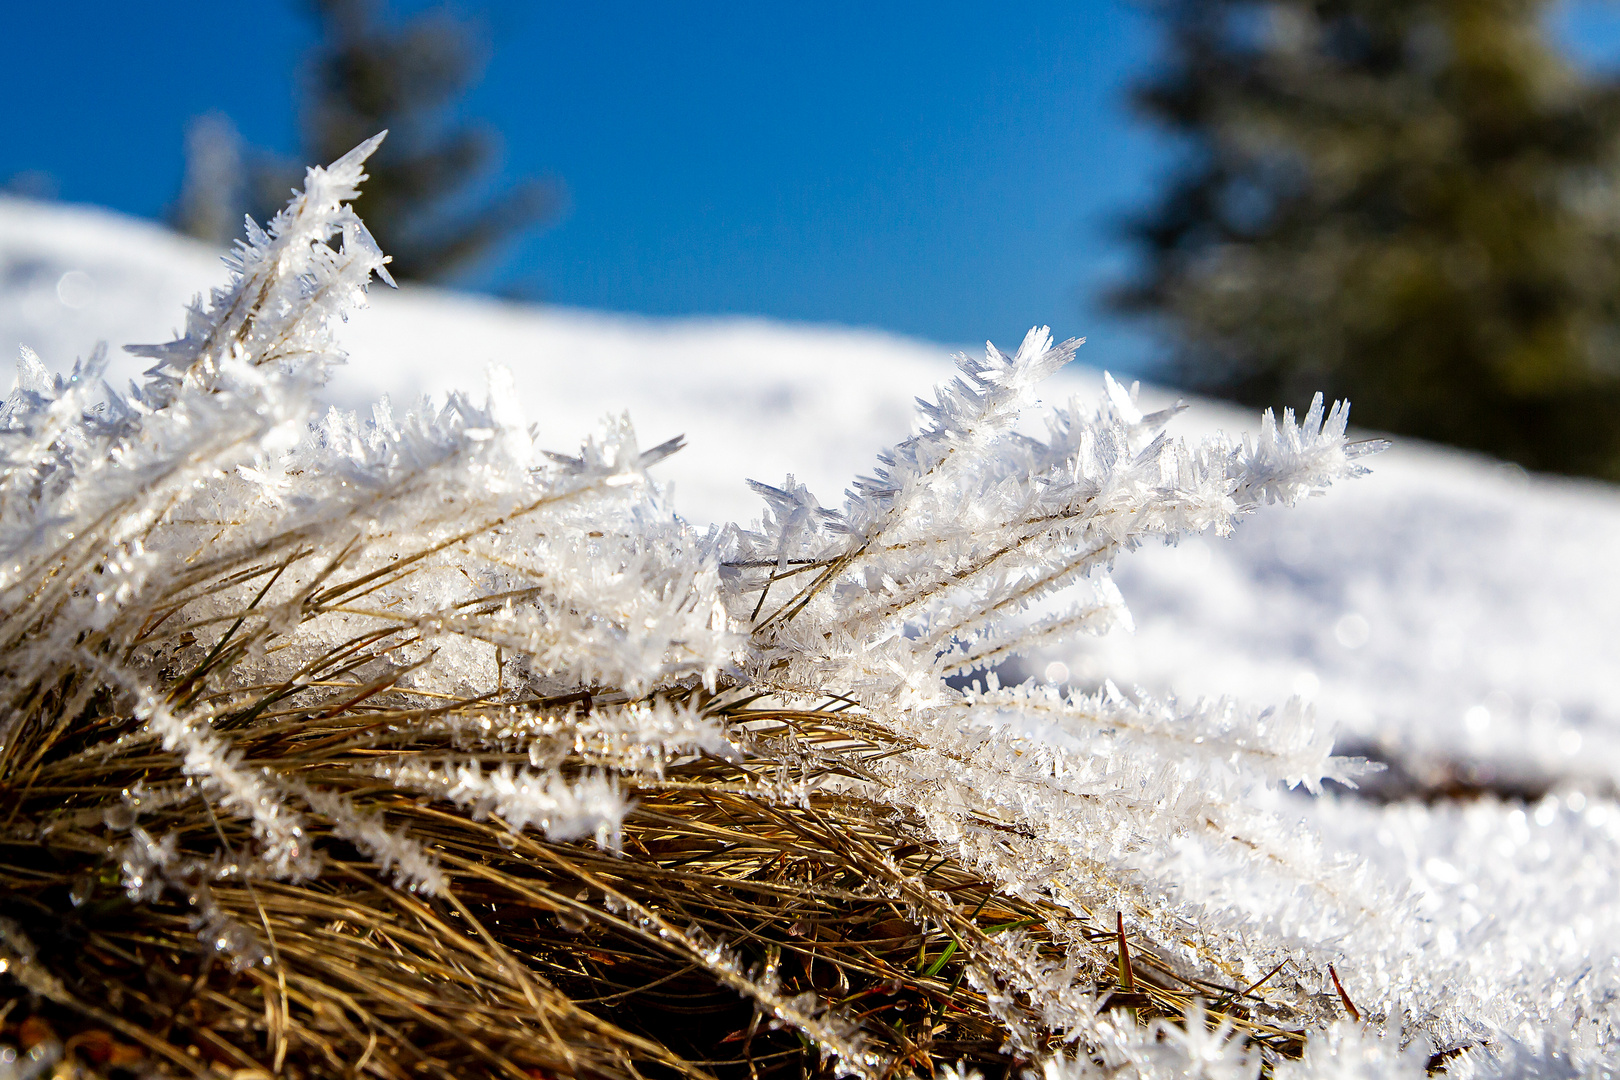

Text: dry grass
xmin=0 ymin=633 xmax=1315 ymax=1079
xmin=0 ymin=410 xmax=1327 ymax=1078
xmin=0 ymin=670 xmax=1315 ymax=1075
xmin=0 ymin=139 xmax=1387 ymax=1078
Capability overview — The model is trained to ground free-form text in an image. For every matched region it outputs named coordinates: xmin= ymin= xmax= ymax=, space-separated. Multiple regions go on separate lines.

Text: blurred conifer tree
xmin=297 ymin=0 xmax=555 ymax=281
xmin=177 ymin=0 xmax=554 ymax=284
xmin=1116 ymin=0 xmax=1620 ymax=479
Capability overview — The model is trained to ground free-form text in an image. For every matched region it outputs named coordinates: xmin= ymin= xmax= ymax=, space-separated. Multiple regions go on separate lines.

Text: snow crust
xmin=5 ymin=193 xmax=1620 ymax=1071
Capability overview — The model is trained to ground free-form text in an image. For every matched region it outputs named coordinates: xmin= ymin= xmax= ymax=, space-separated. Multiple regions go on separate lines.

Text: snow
xmin=6 ymin=193 xmax=1620 ymax=1067
xmin=9 ymin=194 xmax=1615 ymax=792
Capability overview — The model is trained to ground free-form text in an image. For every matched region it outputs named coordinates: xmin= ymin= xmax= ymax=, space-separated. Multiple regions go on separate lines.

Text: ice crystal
xmin=370 ymin=759 xmax=631 ymax=848
xmin=0 ymin=133 xmax=1595 ymax=1077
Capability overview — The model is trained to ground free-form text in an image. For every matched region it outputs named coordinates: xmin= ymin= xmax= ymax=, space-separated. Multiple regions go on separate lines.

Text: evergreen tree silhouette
xmin=176 ymin=0 xmax=555 ymax=284
xmin=1116 ymin=0 xmax=1620 ymax=479
xmin=297 ymin=0 xmax=555 ymax=282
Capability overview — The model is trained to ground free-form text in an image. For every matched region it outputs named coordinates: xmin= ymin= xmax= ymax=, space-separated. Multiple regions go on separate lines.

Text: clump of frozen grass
xmin=0 ymin=134 xmax=1576 ymax=1079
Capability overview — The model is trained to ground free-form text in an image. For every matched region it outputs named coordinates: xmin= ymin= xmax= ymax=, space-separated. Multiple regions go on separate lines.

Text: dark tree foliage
xmin=1116 ymin=0 xmax=1620 ymax=479
xmin=292 ymin=0 xmax=555 ymax=282
xmin=173 ymin=1 xmax=554 ymax=280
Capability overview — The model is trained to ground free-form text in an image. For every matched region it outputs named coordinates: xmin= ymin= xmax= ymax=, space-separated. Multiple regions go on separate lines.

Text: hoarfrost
xmin=0 ymin=134 xmax=1608 ymax=1077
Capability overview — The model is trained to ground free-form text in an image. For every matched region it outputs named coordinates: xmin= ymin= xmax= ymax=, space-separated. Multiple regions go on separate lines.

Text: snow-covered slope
xmin=6 ymin=195 xmax=1620 ymax=1064
xmin=8 ymin=194 xmax=1616 ymax=791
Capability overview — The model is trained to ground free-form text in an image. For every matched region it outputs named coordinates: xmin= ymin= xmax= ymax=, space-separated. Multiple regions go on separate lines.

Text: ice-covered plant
xmin=0 ymin=134 xmax=1539 ymax=1080
xmin=716 ymin=328 xmax=1404 ymax=1059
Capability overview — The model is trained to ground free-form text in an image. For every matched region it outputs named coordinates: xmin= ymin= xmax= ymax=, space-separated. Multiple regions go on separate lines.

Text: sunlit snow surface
xmin=6 ymin=195 xmax=1620 ymax=1066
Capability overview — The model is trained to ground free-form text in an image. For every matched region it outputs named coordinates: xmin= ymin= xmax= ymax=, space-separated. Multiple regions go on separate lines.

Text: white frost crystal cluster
xmin=0 ymin=136 xmax=1610 ymax=1077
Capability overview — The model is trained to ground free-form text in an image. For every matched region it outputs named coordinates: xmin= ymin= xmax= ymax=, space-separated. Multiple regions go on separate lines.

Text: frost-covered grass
xmin=1 ymin=139 xmax=1617 ymax=1078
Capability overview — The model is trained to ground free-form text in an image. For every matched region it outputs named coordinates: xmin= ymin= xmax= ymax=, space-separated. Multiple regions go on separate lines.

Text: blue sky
xmin=6 ymin=2 xmax=1620 ymax=374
